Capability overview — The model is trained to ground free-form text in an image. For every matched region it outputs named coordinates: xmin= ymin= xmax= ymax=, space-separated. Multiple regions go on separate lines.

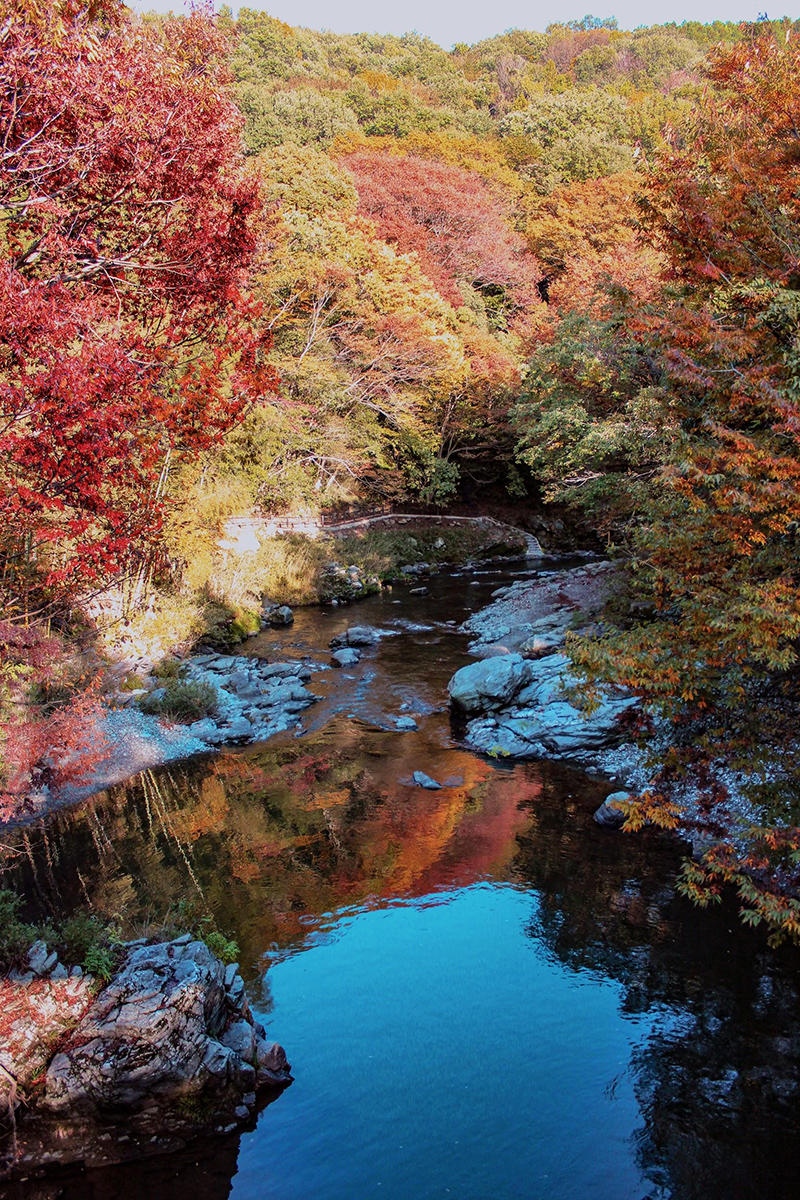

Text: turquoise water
xmin=237 ymin=884 xmax=669 ymax=1200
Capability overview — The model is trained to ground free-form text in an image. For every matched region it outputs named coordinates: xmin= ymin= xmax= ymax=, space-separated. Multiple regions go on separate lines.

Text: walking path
xmin=221 ymin=512 xmax=543 ymax=559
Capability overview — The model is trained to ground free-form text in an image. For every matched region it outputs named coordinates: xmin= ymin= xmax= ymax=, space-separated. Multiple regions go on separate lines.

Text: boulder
xmin=259 ymin=661 xmax=311 ymax=681
xmin=394 ymin=715 xmax=418 ymax=731
xmin=470 ymin=644 xmax=511 ymax=660
xmin=450 ymin=651 xmax=638 ymax=763
xmin=330 ymin=625 xmax=382 ymax=649
xmin=222 ymin=716 xmax=254 ymax=740
xmin=447 ymin=654 xmax=534 ymax=715
xmin=268 ymin=606 xmax=294 ymax=627
xmin=42 ymin=938 xmax=291 ymax=1116
xmin=331 ymin=648 xmax=361 ymax=668
xmin=593 ymin=792 xmax=631 ymax=829
xmin=520 ymin=632 xmax=564 ymax=659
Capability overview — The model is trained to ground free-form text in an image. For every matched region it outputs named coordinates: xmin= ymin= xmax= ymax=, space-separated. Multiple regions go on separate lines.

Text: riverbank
xmin=443 ymin=564 xmax=781 ymax=851
xmin=2 ymin=550 xmax=799 ymax=1189
xmin=4 ymin=523 xmax=545 ymax=825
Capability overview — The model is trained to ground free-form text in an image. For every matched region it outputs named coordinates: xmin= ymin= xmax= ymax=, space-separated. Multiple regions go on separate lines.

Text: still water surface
xmin=2 ymin=564 xmax=799 ymax=1199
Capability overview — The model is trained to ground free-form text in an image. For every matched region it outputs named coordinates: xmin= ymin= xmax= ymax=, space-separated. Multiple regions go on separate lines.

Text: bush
xmin=0 ymin=889 xmax=36 ymax=973
xmin=140 ymin=679 xmax=218 ymax=722
xmin=153 ymin=657 xmax=183 ymax=681
xmin=202 ymin=929 xmax=240 ymax=965
xmin=58 ymin=911 xmax=108 ymax=964
xmin=83 ymin=943 xmax=116 ymax=982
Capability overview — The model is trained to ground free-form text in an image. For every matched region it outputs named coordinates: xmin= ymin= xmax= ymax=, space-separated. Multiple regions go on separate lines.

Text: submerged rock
xmin=330 ymin=625 xmax=383 ymax=648
xmin=411 ymin=771 xmax=442 ymax=790
xmin=332 ymin=648 xmax=361 ymax=667
xmin=394 ymin=715 xmax=418 ymax=731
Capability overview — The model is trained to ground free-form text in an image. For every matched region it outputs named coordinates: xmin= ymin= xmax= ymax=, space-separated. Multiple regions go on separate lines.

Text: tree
xmin=342 ymin=151 xmax=542 ymax=315
xmin=570 ymin=32 xmax=800 ymax=939
xmin=0 ymin=0 xmax=276 ymax=611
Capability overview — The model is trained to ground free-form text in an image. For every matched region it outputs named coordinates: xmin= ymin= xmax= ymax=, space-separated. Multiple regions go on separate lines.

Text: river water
xmin=2 ymin=562 xmax=799 ymax=1199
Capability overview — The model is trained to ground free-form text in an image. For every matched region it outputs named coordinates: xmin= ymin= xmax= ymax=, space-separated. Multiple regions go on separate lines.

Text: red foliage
xmin=0 ymin=1 xmax=277 ymax=594
xmin=0 ymin=689 xmax=109 ymax=820
xmin=342 ymin=151 xmax=542 ymax=312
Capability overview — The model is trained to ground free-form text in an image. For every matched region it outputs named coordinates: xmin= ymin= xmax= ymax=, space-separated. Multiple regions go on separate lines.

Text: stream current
xmin=2 ymin=561 xmax=799 ymax=1199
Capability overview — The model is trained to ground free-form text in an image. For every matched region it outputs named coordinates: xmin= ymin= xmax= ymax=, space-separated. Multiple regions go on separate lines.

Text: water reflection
xmin=2 ymin=716 xmax=798 ymax=1198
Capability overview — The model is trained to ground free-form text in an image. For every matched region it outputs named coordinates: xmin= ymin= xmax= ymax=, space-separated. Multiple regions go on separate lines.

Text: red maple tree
xmin=343 ymin=151 xmax=542 ymax=313
xmin=0 ymin=0 xmax=277 ymax=603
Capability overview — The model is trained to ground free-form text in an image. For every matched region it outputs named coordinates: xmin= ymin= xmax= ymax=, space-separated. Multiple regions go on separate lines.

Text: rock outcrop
xmin=447 ymin=562 xmax=640 ymax=767
xmin=448 ymin=652 xmax=636 ymax=763
xmin=42 ymin=937 xmax=289 ymax=1115
xmin=2 ymin=937 xmax=290 ymax=1178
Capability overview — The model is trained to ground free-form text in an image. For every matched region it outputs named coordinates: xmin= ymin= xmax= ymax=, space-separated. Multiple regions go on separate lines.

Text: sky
xmin=128 ymin=2 xmax=798 ymax=48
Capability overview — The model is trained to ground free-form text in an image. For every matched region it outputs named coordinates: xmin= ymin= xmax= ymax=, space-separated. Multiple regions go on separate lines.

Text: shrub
xmin=57 ymin=912 xmax=108 ymax=965
xmin=153 ymin=658 xmax=183 ymax=681
xmin=0 ymin=889 xmax=36 ymax=973
xmin=140 ymin=679 xmax=218 ymax=722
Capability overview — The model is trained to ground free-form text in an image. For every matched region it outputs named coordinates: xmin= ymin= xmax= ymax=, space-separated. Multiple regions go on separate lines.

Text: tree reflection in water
xmin=513 ymin=778 xmax=800 ymax=1200
xmin=2 ymin=718 xmax=799 ymax=1199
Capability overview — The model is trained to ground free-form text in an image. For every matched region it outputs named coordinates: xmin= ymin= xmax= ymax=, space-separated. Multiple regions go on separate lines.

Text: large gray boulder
xmin=42 ymin=938 xmax=290 ymax=1115
xmin=330 ymin=625 xmax=383 ymax=648
xmin=594 ymin=792 xmax=632 ymax=829
xmin=447 ymin=654 xmax=534 ymax=715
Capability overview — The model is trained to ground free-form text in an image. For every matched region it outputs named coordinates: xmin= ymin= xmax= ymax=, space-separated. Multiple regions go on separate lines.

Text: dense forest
xmin=1 ymin=0 xmax=800 ymax=939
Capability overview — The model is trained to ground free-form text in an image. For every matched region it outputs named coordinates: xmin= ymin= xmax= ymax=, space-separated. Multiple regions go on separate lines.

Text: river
xmin=2 ymin=561 xmax=799 ymax=1199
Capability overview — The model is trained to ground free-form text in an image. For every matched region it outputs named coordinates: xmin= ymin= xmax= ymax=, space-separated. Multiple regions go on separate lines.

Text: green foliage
xmin=153 ymin=657 xmax=183 ymax=681
xmin=82 ymin=943 xmax=116 ymax=981
xmin=0 ymin=888 xmax=36 ymax=972
xmin=120 ymin=672 xmax=145 ymax=692
xmin=140 ymin=679 xmax=218 ymax=723
xmin=57 ymin=911 xmax=109 ymax=964
xmin=56 ymin=911 xmax=121 ymax=978
xmin=239 ymin=86 xmax=360 ymax=153
xmin=513 ymin=310 xmax=671 ymax=533
xmin=201 ymin=928 xmax=240 ymax=965
xmin=499 ymin=90 xmax=632 ymax=189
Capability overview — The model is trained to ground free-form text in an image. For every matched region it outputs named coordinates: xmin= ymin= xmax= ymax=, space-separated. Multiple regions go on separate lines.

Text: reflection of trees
xmin=512 ymin=774 xmax=800 ymax=1200
xmin=0 ymin=718 xmax=539 ymax=980
xmin=4 ymin=728 xmax=800 ymax=1198
xmin=13 ymin=1122 xmax=243 ymax=1200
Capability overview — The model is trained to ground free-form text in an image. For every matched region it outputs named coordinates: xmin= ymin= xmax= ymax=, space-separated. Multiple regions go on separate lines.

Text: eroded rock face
xmin=41 ymin=938 xmax=290 ymax=1116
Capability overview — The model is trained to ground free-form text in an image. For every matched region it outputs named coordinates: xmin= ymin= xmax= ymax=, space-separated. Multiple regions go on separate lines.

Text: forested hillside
xmin=2 ymin=2 xmax=800 ymax=937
